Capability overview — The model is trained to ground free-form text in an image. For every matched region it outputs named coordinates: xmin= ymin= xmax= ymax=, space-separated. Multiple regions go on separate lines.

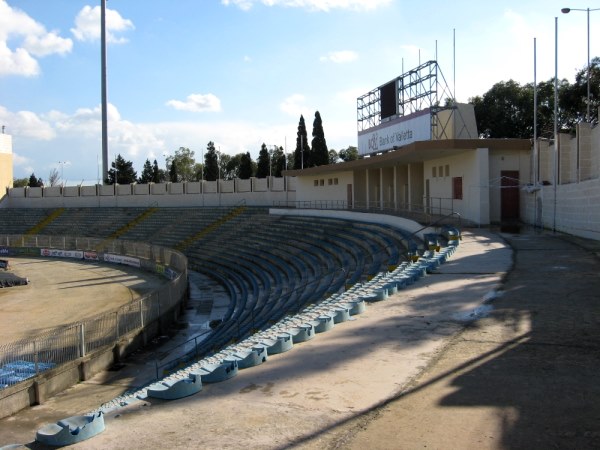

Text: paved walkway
xmin=314 ymin=229 xmax=600 ymax=449
xmin=1 ymin=228 xmax=599 ymax=449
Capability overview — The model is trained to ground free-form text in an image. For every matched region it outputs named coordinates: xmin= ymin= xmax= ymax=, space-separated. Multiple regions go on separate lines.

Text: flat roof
xmin=283 ymin=138 xmax=531 ymax=176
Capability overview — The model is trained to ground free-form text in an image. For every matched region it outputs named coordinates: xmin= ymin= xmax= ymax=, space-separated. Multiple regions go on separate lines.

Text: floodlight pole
xmin=101 ymin=0 xmax=109 ymax=184
xmin=561 ymin=7 xmax=600 ymax=122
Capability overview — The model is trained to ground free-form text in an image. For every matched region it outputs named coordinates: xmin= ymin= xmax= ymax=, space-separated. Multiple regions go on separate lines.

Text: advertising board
xmin=358 ymin=110 xmax=431 ymax=156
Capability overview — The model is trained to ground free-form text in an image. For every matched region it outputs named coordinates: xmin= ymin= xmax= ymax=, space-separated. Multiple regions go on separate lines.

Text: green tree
xmin=470 ymin=58 xmax=600 ymax=138
xmin=193 ymin=162 xmax=203 ymax=181
xmin=139 ymin=159 xmax=154 ymax=183
xmin=339 ymin=146 xmax=359 ymax=162
xmin=152 ymin=159 xmax=166 ymax=183
xmin=239 ymin=152 xmax=254 ymax=179
xmin=48 ymin=168 xmax=61 ymax=187
xmin=168 ymin=160 xmax=178 ymax=182
xmin=13 ymin=177 xmax=29 ymax=188
xmin=28 ymin=173 xmax=43 ymax=187
xmin=224 ymin=153 xmax=251 ymax=180
xmin=560 ymin=57 xmax=600 ymax=126
xmin=272 ymin=146 xmax=286 ymax=177
xmin=203 ymin=141 xmax=219 ymax=181
xmin=293 ymin=115 xmax=310 ymax=170
xmin=107 ymin=154 xmax=137 ymax=184
xmin=166 ymin=147 xmax=197 ymax=182
xmin=471 ymin=80 xmax=533 ymax=138
xmin=220 ymin=153 xmax=232 ymax=179
xmin=328 ymin=149 xmax=339 ymax=164
xmin=256 ymin=143 xmax=270 ymax=178
xmin=310 ymin=111 xmax=329 ymax=166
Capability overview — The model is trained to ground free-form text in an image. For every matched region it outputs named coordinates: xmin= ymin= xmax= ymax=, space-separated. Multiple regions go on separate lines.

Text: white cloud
xmin=12 ymin=152 xmax=31 ymax=167
xmin=222 ymin=0 xmax=392 ymax=12
xmin=23 ymin=32 xmax=72 ymax=57
xmin=336 ymin=87 xmax=368 ymax=107
xmin=0 ymin=44 xmax=40 ymax=76
xmin=280 ymin=94 xmax=311 ymax=117
xmin=0 ymin=0 xmax=73 ymax=77
xmin=166 ymin=94 xmax=222 ymax=113
xmin=71 ymin=5 xmax=134 ymax=44
xmin=0 ymin=106 xmax=55 ymax=140
xmin=320 ymin=50 xmax=358 ymax=63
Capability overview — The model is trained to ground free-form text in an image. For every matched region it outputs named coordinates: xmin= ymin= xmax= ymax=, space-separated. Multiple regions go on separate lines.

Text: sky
xmin=0 ymin=0 xmax=597 ymax=185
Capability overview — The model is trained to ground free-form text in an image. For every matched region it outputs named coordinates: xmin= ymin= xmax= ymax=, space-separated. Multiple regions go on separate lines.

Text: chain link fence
xmin=0 ymin=234 xmax=187 ymax=390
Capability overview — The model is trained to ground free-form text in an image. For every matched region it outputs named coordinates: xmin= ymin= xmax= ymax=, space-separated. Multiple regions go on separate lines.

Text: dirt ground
xmin=0 ymin=257 xmax=166 ymax=342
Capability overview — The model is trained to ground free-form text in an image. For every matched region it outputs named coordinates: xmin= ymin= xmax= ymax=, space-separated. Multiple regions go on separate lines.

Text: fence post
xmin=34 ymin=340 xmax=39 ymax=374
xmin=140 ymin=297 xmax=144 ymax=328
xmin=79 ymin=323 xmax=86 ymax=358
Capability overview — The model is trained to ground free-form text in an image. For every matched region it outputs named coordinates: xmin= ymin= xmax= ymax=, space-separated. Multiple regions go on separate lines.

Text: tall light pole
xmin=561 ymin=7 xmax=600 ymax=122
xmin=101 ymin=0 xmax=109 ymax=184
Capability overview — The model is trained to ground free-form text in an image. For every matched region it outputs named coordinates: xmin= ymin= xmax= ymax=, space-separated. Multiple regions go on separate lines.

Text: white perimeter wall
xmin=2 ymin=177 xmax=296 ymax=208
xmin=521 ymin=113 xmax=600 ymax=240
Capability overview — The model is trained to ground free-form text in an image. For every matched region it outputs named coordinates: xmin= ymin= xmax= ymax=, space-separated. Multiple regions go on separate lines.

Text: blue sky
xmin=0 ymin=0 xmax=596 ymax=184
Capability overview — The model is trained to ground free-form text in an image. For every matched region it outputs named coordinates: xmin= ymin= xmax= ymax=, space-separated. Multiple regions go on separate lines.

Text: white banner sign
xmin=103 ymin=253 xmax=141 ymax=268
xmin=358 ymin=111 xmax=431 ymax=155
xmin=40 ymin=248 xmax=83 ymax=259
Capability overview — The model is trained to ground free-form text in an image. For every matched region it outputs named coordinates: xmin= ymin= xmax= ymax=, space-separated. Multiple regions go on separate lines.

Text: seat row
xmin=29 ymin=235 xmax=460 ymax=448
xmin=89 ymin=234 xmax=460 ymax=421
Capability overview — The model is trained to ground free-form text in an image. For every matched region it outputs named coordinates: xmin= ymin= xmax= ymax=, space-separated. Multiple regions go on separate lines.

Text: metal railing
xmin=0 ymin=234 xmax=187 ymax=390
xmin=272 ymin=197 xmax=458 ymax=227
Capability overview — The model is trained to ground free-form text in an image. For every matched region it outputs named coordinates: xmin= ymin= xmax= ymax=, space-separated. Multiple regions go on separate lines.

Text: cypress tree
xmin=310 ymin=111 xmax=329 ymax=166
xmin=239 ymin=152 xmax=253 ymax=179
xmin=293 ymin=115 xmax=310 ymax=170
xmin=203 ymin=141 xmax=219 ymax=181
xmin=256 ymin=143 xmax=270 ymax=178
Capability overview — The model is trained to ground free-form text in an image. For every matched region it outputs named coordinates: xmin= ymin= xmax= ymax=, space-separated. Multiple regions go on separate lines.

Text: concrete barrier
xmin=147 ymin=373 xmax=202 ymax=400
xmin=36 ymin=412 xmax=105 ymax=446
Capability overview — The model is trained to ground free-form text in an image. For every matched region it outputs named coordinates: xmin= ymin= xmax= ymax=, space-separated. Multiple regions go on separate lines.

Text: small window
xmin=328 ymin=178 xmax=333 ymax=185
xmin=334 ymin=178 xmax=338 ymax=185
xmin=432 ymin=166 xmax=437 ymax=178
xmin=445 ymin=165 xmax=450 ymax=177
xmin=452 ymin=177 xmax=463 ymax=200
xmin=314 ymin=179 xmax=319 ymax=187
xmin=439 ymin=166 xmax=443 ymax=178
xmin=319 ymin=179 xmax=324 ymax=186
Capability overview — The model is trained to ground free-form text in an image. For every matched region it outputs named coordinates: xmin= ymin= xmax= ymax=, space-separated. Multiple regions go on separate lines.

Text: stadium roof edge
xmin=283 ymin=138 xmax=531 ymax=176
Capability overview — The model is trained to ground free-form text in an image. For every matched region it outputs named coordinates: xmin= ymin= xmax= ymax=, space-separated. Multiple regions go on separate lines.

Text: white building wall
xmin=423 ymin=151 xmax=489 ymax=224
xmin=0 ymin=133 xmax=13 ymax=191
xmin=294 ymin=171 xmax=353 ymax=207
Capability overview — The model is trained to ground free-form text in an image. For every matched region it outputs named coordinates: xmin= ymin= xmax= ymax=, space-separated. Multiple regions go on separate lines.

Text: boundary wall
xmin=0 ymin=235 xmax=188 ymax=418
xmin=521 ymin=115 xmax=600 ymax=240
xmin=3 ymin=177 xmax=297 ymax=208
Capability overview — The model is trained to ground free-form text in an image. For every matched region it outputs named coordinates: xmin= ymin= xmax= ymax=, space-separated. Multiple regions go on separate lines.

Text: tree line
xmin=14 ymin=111 xmax=359 ymax=187
xmin=471 ymin=57 xmax=599 ymax=138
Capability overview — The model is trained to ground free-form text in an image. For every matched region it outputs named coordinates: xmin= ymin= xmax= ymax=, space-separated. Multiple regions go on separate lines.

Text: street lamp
xmin=561 ymin=7 xmax=600 ymax=122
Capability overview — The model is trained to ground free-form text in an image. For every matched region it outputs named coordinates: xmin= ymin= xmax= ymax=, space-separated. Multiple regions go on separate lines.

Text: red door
xmin=501 ymin=171 xmax=520 ymax=220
